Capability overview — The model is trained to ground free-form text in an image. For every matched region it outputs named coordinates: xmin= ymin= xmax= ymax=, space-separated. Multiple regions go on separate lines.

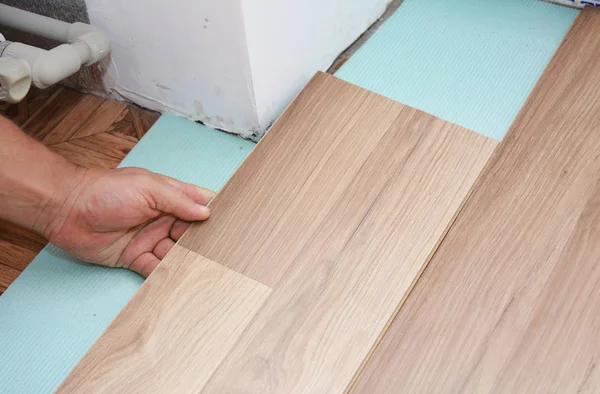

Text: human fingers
xmin=146 ymin=179 xmax=210 ymax=221
xmin=154 ymin=174 xmax=216 ymax=206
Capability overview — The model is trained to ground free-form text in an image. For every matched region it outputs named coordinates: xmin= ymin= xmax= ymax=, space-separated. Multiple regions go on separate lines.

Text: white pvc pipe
xmin=0 ymin=4 xmax=71 ymax=42
xmin=0 ymin=4 xmax=111 ymax=101
xmin=3 ymin=42 xmax=81 ymax=88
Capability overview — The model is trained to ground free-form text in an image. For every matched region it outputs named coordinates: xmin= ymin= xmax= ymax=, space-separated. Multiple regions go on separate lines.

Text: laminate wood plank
xmin=40 ymin=94 xmax=105 ymax=145
xmin=0 ymin=240 xmax=38 ymax=271
xmin=69 ymin=99 xmax=127 ymax=140
xmin=0 ymin=263 xmax=20 ymax=292
xmin=486 ymin=180 xmax=600 ymax=393
xmin=351 ymin=8 xmax=600 ymax=393
xmin=57 ymin=245 xmax=273 ymax=393
xmin=67 ymin=132 xmax=137 ymax=159
xmin=50 ymin=142 xmax=121 ymax=169
xmin=62 ymin=72 xmax=497 ymax=392
xmin=181 ymin=72 xmax=403 ymax=287
xmin=0 ymin=219 xmax=46 ymax=253
xmin=202 ymin=105 xmax=496 ymax=394
xmin=23 ymin=88 xmax=84 ymax=141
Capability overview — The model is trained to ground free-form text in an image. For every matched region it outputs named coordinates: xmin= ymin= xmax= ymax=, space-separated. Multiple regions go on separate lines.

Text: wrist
xmin=31 ymin=156 xmax=87 ymax=240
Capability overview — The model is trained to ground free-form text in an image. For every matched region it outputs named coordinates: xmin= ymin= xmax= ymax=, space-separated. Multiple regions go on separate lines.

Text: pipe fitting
xmin=2 ymin=42 xmax=81 ymax=88
xmin=0 ymin=5 xmax=111 ymax=102
xmin=0 ymin=57 xmax=31 ymax=103
xmin=33 ymin=45 xmax=82 ymax=88
xmin=69 ymin=29 xmax=111 ymax=65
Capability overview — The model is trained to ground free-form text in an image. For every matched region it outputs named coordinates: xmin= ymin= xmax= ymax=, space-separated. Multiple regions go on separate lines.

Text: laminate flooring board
xmin=490 ymin=180 xmax=600 ymax=393
xmin=58 ymin=245 xmax=272 ymax=392
xmin=61 ymin=72 xmax=497 ymax=392
xmin=351 ymin=8 xmax=600 ymax=393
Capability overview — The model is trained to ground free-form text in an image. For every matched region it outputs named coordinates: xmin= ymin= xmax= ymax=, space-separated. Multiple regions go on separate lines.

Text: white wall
xmin=241 ymin=0 xmax=391 ymax=131
xmin=85 ymin=0 xmax=390 ymax=138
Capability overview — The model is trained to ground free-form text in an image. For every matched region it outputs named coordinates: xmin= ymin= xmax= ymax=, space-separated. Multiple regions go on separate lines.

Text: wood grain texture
xmin=57 ymin=245 xmax=272 ymax=393
xmin=0 ymin=263 xmax=20 ymax=292
xmin=489 ymin=180 xmax=600 ymax=393
xmin=105 ymin=106 xmax=159 ymax=139
xmin=22 ymin=88 xmax=83 ymax=141
xmin=351 ymin=8 xmax=600 ymax=393
xmin=49 ymin=142 xmax=122 ymax=169
xmin=0 ymin=240 xmax=38 ymax=271
xmin=0 ymin=219 xmax=47 ymax=253
xmin=2 ymin=85 xmax=62 ymax=127
xmin=69 ymin=99 xmax=127 ymax=140
xmin=67 ymin=132 xmax=137 ymax=159
xmin=62 ymin=72 xmax=497 ymax=392
xmin=40 ymin=94 xmax=105 ymax=145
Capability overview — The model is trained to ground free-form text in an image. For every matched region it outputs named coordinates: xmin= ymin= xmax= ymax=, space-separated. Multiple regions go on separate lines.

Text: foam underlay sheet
xmin=336 ymin=0 xmax=578 ymax=140
xmin=0 ymin=1 xmax=578 ymax=392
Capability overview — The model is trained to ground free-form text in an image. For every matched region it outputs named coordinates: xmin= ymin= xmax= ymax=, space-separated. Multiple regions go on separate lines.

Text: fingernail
xmin=196 ymin=204 xmax=210 ymax=215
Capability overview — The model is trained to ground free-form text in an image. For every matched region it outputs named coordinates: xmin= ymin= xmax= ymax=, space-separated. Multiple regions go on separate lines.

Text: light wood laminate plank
xmin=351 ymin=8 xmax=600 ymax=393
xmin=57 ymin=245 xmax=272 ymax=393
xmin=489 ymin=180 xmax=600 ymax=393
xmin=61 ymin=72 xmax=497 ymax=393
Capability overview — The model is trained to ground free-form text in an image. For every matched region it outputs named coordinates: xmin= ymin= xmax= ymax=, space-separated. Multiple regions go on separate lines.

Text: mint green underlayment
xmin=336 ymin=0 xmax=578 ymax=140
xmin=0 ymin=0 xmax=577 ymax=392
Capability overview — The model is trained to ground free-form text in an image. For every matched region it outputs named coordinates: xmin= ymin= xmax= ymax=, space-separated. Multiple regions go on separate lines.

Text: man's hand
xmin=0 ymin=115 xmax=211 ymax=277
xmin=42 ymin=167 xmax=214 ymax=277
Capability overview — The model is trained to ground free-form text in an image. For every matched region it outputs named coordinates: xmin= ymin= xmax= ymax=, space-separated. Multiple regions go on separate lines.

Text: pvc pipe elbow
xmin=67 ymin=23 xmax=111 ymax=65
xmin=0 ymin=57 xmax=31 ymax=103
xmin=32 ymin=45 xmax=81 ymax=88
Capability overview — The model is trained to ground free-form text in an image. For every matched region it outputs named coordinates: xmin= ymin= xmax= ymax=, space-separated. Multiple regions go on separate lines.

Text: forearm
xmin=0 ymin=116 xmax=84 ymax=237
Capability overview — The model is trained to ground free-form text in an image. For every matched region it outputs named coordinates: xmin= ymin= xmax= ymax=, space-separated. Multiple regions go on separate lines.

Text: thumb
xmin=147 ymin=181 xmax=211 ymax=221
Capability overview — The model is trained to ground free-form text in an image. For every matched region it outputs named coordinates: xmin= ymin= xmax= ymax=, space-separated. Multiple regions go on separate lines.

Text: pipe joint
xmin=69 ymin=28 xmax=111 ymax=65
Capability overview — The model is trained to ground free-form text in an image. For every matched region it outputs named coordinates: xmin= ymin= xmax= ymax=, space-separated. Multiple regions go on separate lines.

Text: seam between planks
xmin=345 ymin=135 xmax=500 ymax=393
